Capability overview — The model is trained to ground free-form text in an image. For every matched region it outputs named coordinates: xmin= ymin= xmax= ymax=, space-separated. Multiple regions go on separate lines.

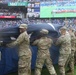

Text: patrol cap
xmin=60 ymin=26 xmax=67 ymax=30
xmin=40 ymin=29 xmax=49 ymax=34
xmin=68 ymin=27 xmax=74 ymax=31
xmin=19 ymin=24 xmax=28 ymax=29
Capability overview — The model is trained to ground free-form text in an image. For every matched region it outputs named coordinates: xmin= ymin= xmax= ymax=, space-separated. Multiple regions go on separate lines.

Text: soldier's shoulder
xmin=49 ymin=38 xmax=53 ymax=41
xmin=20 ymin=31 xmax=28 ymax=38
xmin=22 ymin=31 xmax=28 ymax=35
xmin=60 ymin=35 xmax=65 ymax=38
xmin=46 ymin=37 xmax=52 ymax=41
xmin=34 ymin=39 xmax=40 ymax=42
xmin=70 ymin=32 xmax=75 ymax=37
xmin=58 ymin=35 xmax=65 ymax=41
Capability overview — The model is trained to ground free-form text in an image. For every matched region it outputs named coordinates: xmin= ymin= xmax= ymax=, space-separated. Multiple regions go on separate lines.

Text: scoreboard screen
xmin=40 ymin=1 xmax=76 ymax=18
xmin=27 ymin=2 xmax=40 ymax=18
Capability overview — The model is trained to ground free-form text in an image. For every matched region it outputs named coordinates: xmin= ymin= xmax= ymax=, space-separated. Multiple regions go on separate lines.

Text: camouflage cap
xmin=40 ymin=29 xmax=49 ymax=34
xmin=60 ymin=26 xmax=67 ymax=30
xmin=68 ymin=27 xmax=74 ymax=31
xmin=19 ymin=24 xmax=28 ymax=29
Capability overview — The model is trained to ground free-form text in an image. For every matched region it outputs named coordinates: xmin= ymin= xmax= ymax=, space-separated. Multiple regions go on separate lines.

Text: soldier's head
xmin=68 ymin=27 xmax=74 ymax=33
xmin=19 ymin=24 xmax=28 ymax=33
xmin=40 ymin=29 xmax=49 ymax=37
xmin=59 ymin=26 xmax=67 ymax=35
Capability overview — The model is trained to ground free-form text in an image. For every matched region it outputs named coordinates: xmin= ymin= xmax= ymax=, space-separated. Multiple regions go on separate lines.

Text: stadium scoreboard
xmin=40 ymin=1 xmax=76 ymax=18
xmin=27 ymin=2 xmax=40 ymax=18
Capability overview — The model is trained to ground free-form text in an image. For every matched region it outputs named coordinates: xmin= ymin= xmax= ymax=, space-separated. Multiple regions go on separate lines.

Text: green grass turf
xmin=6 ymin=65 xmax=76 ymax=75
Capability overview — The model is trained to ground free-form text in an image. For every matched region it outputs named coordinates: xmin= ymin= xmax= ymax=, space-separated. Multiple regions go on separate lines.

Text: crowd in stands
xmin=0 ymin=0 xmax=76 ymax=3
xmin=0 ymin=18 xmax=76 ymax=30
xmin=0 ymin=19 xmax=28 ymax=28
xmin=40 ymin=0 xmax=76 ymax=7
xmin=27 ymin=18 xmax=76 ymax=29
xmin=0 ymin=0 xmax=28 ymax=3
xmin=0 ymin=9 xmax=22 ymax=16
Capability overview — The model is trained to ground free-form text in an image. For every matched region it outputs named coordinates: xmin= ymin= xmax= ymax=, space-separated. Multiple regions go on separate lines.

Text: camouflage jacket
xmin=75 ymin=36 xmax=76 ymax=52
xmin=70 ymin=32 xmax=76 ymax=52
xmin=7 ymin=31 xmax=31 ymax=57
xmin=56 ymin=34 xmax=71 ymax=54
xmin=33 ymin=37 xmax=53 ymax=56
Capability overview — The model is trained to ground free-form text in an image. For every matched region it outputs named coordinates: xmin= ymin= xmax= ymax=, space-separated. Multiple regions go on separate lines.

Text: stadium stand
xmin=28 ymin=18 xmax=76 ymax=29
xmin=0 ymin=0 xmax=28 ymax=3
xmin=0 ymin=0 xmax=76 ymax=3
xmin=0 ymin=0 xmax=75 ymax=29
xmin=0 ymin=19 xmax=28 ymax=28
xmin=0 ymin=9 xmax=22 ymax=16
xmin=0 ymin=18 xmax=75 ymax=29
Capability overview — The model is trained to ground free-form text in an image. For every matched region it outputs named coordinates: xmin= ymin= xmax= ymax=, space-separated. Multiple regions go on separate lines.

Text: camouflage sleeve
xmin=75 ymin=37 xmax=76 ymax=44
xmin=32 ymin=39 xmax=39 ymax=45
xmin=48 ymin=38 xmax=53 ymax=48
xmin=7 ymin=32 xmax=26 ymax=47
xmin=74 ymin=37 xmax=76 ymax=44
xmin=71 ymin=34 xmax=76 ymax=44
xmin=51 ymin=39 xmax=53 ymax=44
xmin=55 ymin=36 xmax=63 ymax=46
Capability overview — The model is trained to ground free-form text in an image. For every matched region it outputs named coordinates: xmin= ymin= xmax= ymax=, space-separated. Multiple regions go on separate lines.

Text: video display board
xmin=27 ymin=2 xmax=40 ymax=18
xmin=40 ymin=1 xmax=76 ymax=18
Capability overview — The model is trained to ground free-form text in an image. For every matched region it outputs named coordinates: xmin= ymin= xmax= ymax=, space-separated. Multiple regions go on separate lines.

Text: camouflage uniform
xmin=74 ymin=32 xmax=76 ymax=64
xmin=67 ymin=31 xmax=76 ymax=74
xmin=33 ymin=29 xmax=57 ymax=75
xmin=56 ymin=27 xmax=71 ymax=75
xmin=7 ymin=24 xmax=32 ymax=75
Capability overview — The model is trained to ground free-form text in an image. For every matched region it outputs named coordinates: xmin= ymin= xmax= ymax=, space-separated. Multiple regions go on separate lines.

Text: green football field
xmin=40 ymin=6 xmax=76 ymax=18
xmin=6 ymin=65 xmax=76 ymax=75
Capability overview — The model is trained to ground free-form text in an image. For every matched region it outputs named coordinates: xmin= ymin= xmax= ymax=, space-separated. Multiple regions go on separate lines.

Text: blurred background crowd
xmin=0 ymin=18 xmax=76 ymax=30
xmin=0 ymin=0 xmax=76 ymax=3
xmin=0 ymin=0 xmax=75 ymax=3
xmin=0 ymin=0 xmax=75 ymax=30
xmin=0 ymin=9 xmax=22 ymax=16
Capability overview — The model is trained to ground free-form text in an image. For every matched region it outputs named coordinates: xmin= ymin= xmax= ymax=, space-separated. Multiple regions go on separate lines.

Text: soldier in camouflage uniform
xmin=66 ymin=28 xmax=76 ymax=75
xmin=32 ymin=29 xmax=57 ymax=75
xmin=74 ymin=31 xmax=76 ymax=65
xmin=55 ymin=26 xmax=71 ymax=75
xmin=7 ymin=24 xmax=32 ymax=75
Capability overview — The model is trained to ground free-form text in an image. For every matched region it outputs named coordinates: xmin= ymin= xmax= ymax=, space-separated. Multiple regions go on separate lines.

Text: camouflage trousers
xmin=74 ymin=51 xmax=76 ymax=64
xmin=35 ymin=54 xmax=57 ymax=75
xmin=67 ymin=51 xmax=75 ymax=73
xmin=58 ymin=54 xmax=70 ymax=75
xmin=18 ymin=55 xmax=31 ymax=75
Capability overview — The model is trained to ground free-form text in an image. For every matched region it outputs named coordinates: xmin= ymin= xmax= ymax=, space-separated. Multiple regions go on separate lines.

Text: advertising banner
xmin=8 ymin=2 xmax=28 ymax=6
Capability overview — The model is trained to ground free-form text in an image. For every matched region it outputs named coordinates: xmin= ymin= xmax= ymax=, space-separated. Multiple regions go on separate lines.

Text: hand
xmin=29 ymin=32 xmax=33 ymax=38
xmin=0 ymin=41 xmax=3 ymax=46
xmin=10 ymin=37 xmax=16 ymax=41
xmin=6 ymin=43 xmax=12 ymax=47
xmin=0 ymin=41 xmax=3 ymax=43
